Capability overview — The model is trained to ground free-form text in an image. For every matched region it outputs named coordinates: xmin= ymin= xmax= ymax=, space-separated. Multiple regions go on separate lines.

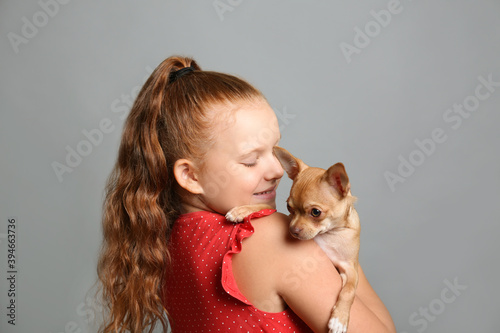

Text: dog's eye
xmin=310 ymin=208 xmax=321 ymax=217
xmin=286 ymin=203 xmax=294 ymax=213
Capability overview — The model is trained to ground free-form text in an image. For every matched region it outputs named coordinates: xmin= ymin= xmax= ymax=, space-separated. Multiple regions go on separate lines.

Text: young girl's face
xmin=195 ymin=100 xmax=284 ymax=214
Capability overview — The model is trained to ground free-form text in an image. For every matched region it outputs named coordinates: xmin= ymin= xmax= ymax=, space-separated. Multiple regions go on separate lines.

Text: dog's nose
xmin=289 ymin=226 xmax=302 ymax=238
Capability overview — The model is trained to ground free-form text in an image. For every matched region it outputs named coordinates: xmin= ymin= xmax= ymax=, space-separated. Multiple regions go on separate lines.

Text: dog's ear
xmin=325 ymin=163 xmax=350 ymax=197
xmin=273 ymin=146 xmax=308 ymax=180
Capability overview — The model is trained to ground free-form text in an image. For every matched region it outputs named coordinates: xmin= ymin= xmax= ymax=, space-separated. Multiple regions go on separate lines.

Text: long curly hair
xmin=97 ymin=55 xmax=264 ymax=332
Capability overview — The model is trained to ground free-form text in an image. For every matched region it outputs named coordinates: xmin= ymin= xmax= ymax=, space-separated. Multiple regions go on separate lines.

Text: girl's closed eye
xmin=242 ymin=159 xmax=258 ymax=167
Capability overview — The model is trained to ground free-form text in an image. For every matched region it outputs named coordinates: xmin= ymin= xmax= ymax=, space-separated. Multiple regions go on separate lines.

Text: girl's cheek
xmin=239 ymin=167 xmax=261 ymax=183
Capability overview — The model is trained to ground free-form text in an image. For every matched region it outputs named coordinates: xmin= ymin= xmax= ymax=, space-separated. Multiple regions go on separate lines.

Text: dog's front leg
xmin=328 ymin=261 xmax=359 ymax=333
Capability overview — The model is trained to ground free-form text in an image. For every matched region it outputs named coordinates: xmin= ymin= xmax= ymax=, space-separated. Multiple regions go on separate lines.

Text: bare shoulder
xmin=231 ymin=212 xmax=294 ymax=311
xmin=248 ymin=211 xmax=294 ymax=244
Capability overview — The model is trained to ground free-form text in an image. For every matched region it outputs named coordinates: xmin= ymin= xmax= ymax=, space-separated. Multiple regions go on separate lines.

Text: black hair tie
xmin=168 ymin=66 xmax=195 ymax=84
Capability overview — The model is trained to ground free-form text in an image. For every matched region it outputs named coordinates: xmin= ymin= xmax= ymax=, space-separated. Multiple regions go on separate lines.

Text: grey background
xmin=1 ymin=0 xmax=499 ymax=332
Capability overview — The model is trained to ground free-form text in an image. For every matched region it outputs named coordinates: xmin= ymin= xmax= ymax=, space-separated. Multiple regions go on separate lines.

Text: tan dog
xmin=226 ymin=146 xmax=360 ymax=333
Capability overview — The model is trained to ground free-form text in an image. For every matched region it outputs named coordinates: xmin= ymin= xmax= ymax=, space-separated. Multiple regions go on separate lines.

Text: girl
xmin=97 ymin=55 xmax=396 ymax=332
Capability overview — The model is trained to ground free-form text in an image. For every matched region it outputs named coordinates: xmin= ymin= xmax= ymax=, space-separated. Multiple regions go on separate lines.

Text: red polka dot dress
xmin=163 ymin=209 xmax=313 ymax=332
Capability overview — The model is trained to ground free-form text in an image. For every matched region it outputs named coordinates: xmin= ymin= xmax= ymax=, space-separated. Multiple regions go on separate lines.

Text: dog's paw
xmin=225 ymin=206 xmax=250 ymax=223
xmin=328 ymin=317 xmax=347 ymax=333
xmin=226 ymin=204 xmax=272 ymax=223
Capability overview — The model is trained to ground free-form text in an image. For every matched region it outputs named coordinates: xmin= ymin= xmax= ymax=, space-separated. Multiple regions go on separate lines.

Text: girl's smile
xmin=252 ymin=184 xmax=278 ymax=200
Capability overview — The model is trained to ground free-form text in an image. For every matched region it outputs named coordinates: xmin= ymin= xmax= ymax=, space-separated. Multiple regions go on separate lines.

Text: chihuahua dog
xmin=226 ymin=146 xmax=360 ymax=333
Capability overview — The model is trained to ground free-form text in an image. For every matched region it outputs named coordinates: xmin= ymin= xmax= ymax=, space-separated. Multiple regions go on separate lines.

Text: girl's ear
xmin=173 ymin=159 xmax=204 ymax=194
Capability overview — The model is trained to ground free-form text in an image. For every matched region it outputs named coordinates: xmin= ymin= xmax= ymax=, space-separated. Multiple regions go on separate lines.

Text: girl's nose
xmin=266 ymin=152 xmax=284 ymax=180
